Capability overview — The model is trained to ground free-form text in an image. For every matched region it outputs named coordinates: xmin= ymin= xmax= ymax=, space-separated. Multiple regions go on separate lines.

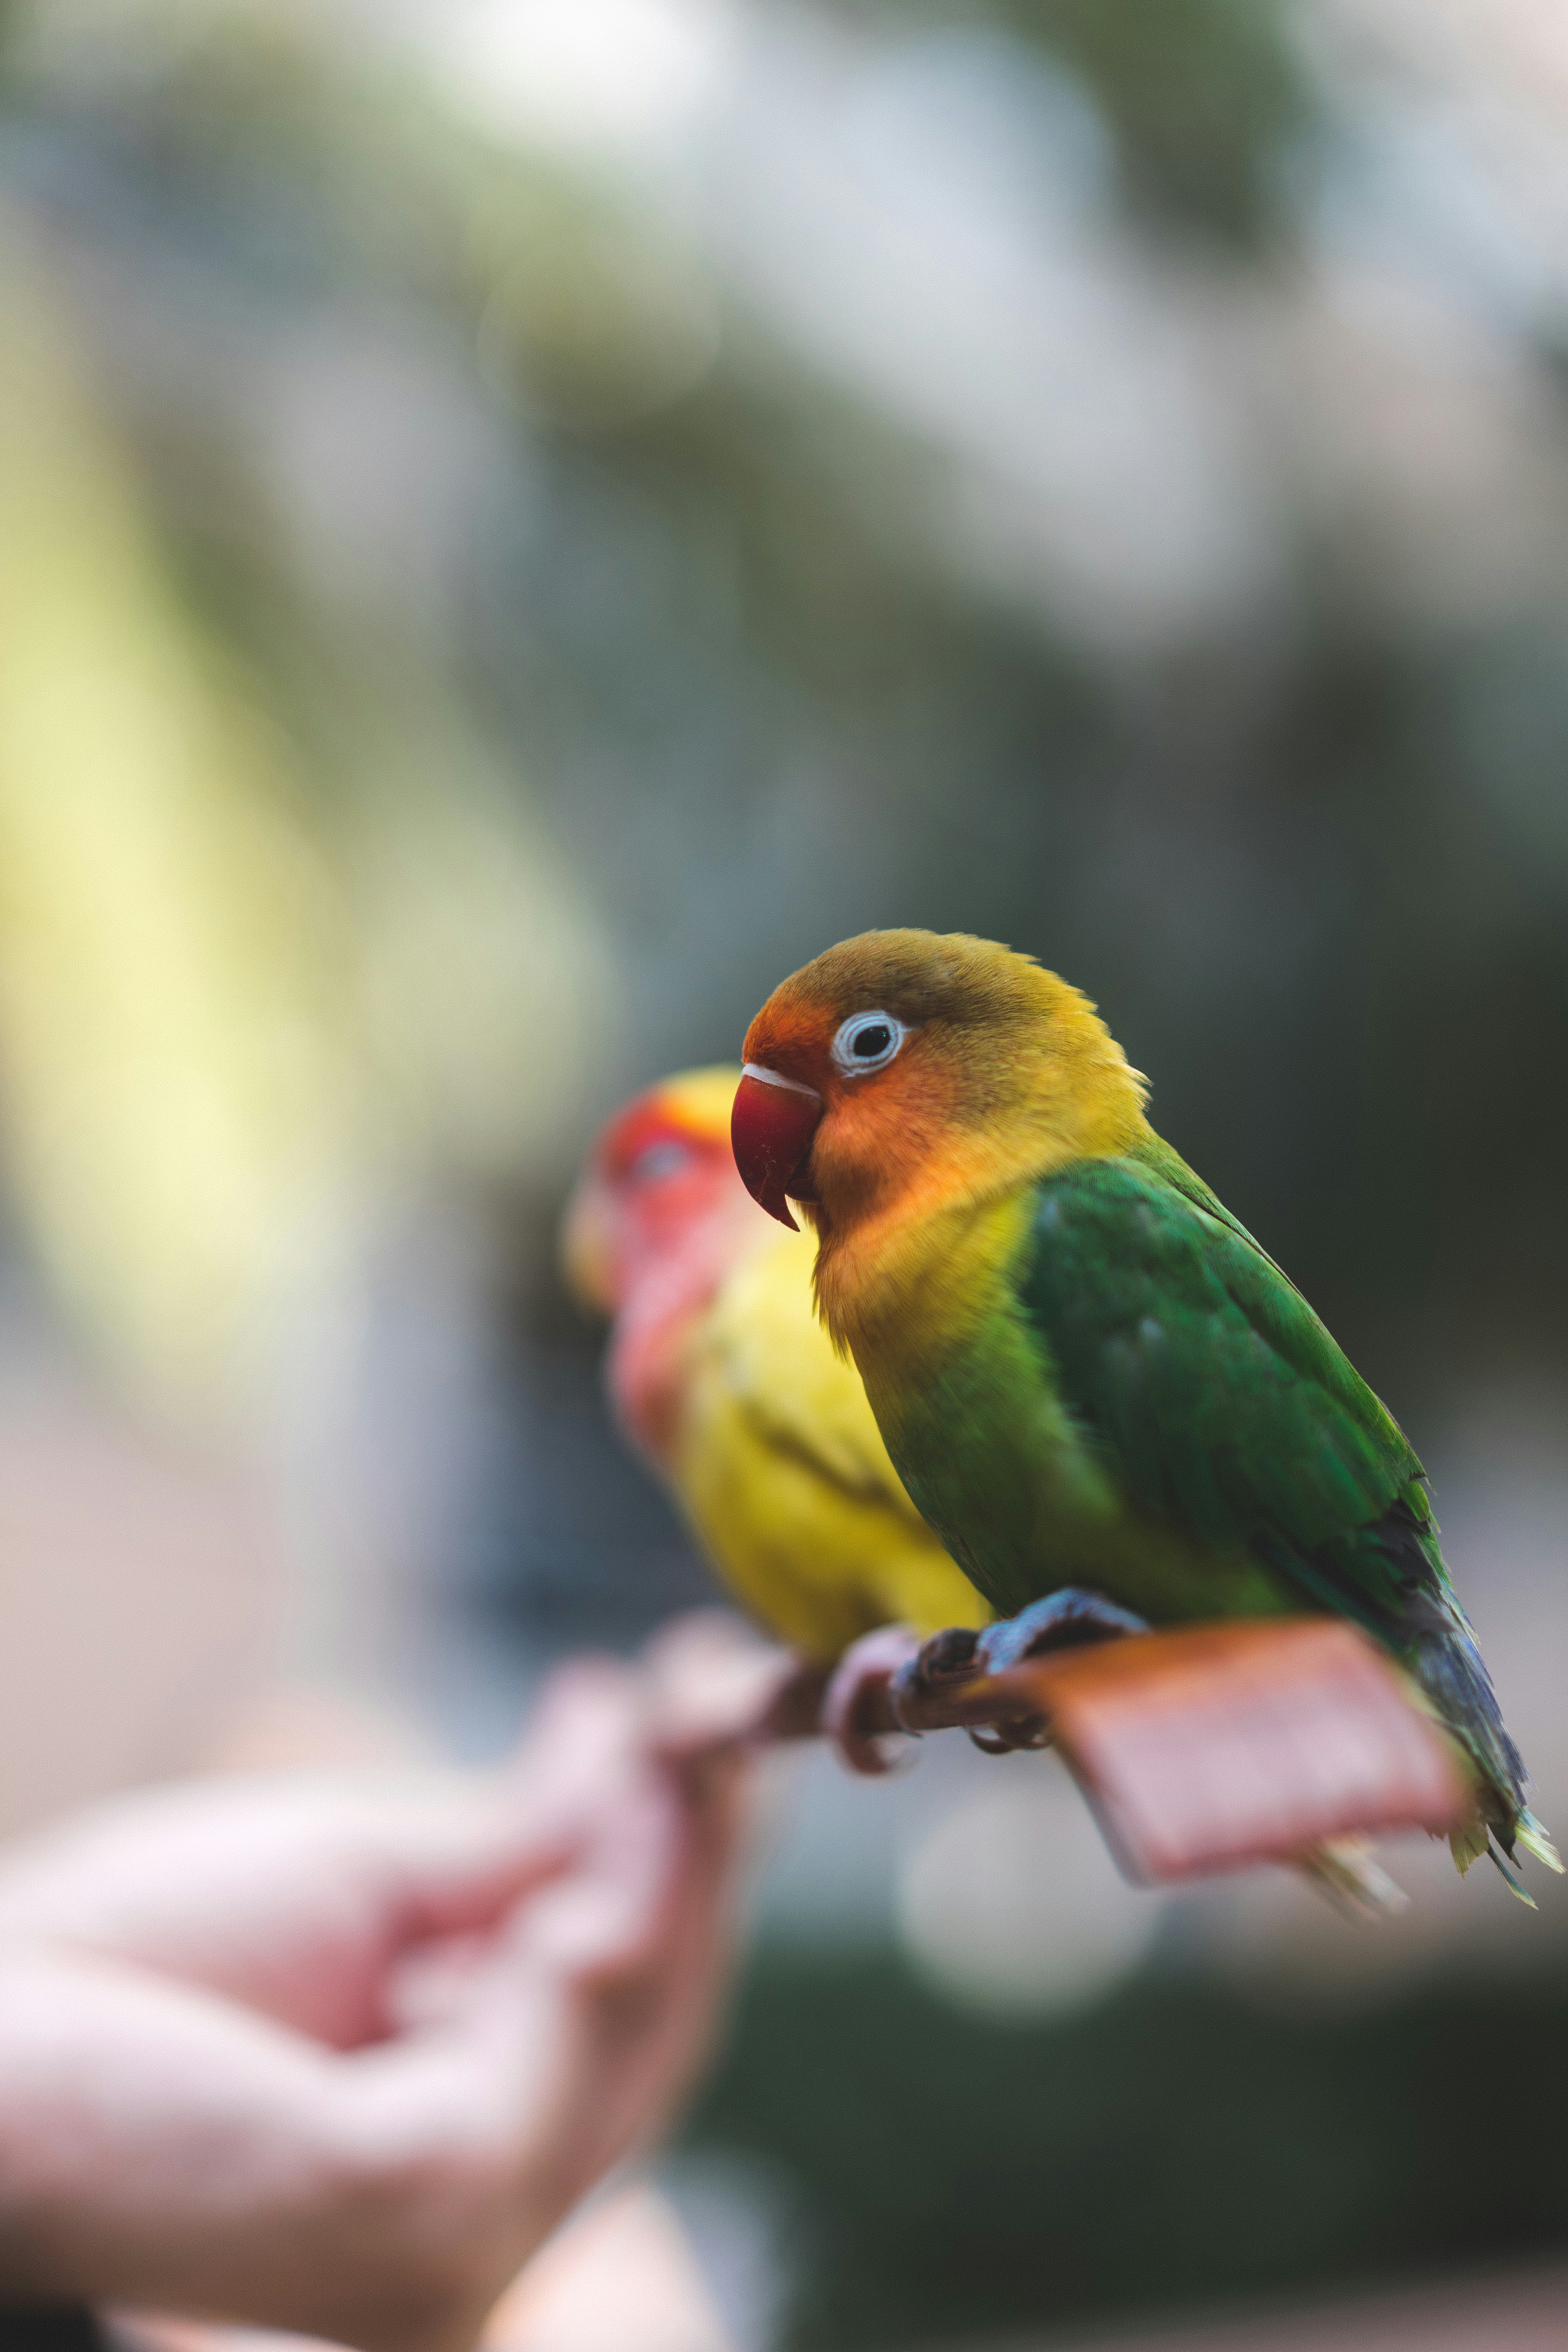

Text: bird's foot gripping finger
xmin=963 ymin=1590 xmax=1149 ymax=1753
xmin=888 ymin=1622 xmax=1043 ymax=1756
xmin=821 ymin=1625 xmax=925 ymax=1776
xmin=882 ymin=1595 xmax=1152 ymax=1757
xmin=973 ymin=1588 xmax=1149 ymax=1677
xmin=893 ymin=1621 xmax=984 ymax=1696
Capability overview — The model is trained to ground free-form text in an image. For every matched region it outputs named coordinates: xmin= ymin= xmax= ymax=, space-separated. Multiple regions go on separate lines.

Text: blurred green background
xmin=0 ymin=2 xmax=1565 ymax=2346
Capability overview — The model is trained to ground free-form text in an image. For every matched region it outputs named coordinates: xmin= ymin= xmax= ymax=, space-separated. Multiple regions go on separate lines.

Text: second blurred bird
xmin=563 ymin=1067 xmax=986 ymax=1664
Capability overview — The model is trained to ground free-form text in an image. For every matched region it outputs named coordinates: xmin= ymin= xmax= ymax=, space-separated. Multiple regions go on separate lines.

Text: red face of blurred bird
xmin=564 ymin=1067 xmax=771 ymax=1463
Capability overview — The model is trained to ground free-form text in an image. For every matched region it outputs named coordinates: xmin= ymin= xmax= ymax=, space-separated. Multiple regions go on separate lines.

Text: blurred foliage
xmin=0 ymin=0 xmax=1564 ymax=1422
xmin=1002 ymin=0 xmax=1311 ymax=243
xmin=0 ymin=240 xmax=347 ymax=1398
xmin=0 ymin=35 xmax=616 ymax=1405
xmin=838 ymin=0 xmax=1312 ymax=244
xmin=0 ymin=0 xmax=1559 ymax=1436
xmin=688 ymin=1945 xmax=1568 ymax=2348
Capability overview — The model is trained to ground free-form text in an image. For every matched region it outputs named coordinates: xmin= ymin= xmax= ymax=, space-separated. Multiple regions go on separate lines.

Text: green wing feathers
xmin=1016 ymin=1132 xmax=1552 ymax=1868
xmin=1020 ymin=1135 xmax=1422 ymax=1586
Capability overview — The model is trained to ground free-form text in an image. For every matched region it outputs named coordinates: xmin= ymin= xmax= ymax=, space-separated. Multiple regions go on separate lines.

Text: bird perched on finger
xmin=732 ymin=929 xmax=1559 ymax=1900
xmin=562 ymin=1067 xmax=988 ymax=1682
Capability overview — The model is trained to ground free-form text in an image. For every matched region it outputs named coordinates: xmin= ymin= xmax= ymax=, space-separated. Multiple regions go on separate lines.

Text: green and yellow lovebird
xmin=731 ymin=928 xmax=1558 ymax=1897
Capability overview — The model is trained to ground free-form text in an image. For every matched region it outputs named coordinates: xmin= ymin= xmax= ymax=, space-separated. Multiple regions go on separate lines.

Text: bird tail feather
xmin=1514 ymin=1809 xmax=1563 ymax=1875
xmin=1448 ymin=1813 xmax=1490 ymax=1877
xmin=1297 ymin=1838 xmax=1408 ymax=1922
xmin=1410 ymin=1610 xmax=1563 ymax=1888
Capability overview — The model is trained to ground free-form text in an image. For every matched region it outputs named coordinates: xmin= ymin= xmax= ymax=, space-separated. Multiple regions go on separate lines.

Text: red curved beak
xmin=731 ymin=1065 xmax=823 ymax=1229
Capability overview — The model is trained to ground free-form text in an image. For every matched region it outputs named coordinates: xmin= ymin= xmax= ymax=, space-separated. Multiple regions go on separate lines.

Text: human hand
xmin=0 ymin=1656 xmax=751 ymax=2352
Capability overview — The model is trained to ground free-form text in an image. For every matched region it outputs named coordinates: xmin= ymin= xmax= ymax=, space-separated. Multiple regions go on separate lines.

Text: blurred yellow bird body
xmin=675 ymin=1221 xmax=988 ymax=1659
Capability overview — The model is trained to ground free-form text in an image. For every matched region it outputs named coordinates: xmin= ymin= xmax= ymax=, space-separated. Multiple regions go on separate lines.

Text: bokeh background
xmin=0 ymin=0 xmax=1566 ymax=2346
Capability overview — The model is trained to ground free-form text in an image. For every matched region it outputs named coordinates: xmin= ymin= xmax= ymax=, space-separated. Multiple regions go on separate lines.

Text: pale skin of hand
xmin=0 ymin=1658 xmax=753 ymax=2352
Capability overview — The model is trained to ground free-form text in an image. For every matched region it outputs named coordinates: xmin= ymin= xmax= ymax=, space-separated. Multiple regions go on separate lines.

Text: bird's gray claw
xmin=892 ymin=1622 xmax=982 ymax=1705
xmin=974 ymin=1588 xmax=1148 ymax=1675
xmin=967 ymin=1721 xmax=1051 ymax=1755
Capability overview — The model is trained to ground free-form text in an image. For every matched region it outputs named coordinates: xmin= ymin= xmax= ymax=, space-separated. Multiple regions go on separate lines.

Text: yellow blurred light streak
xmin=343 ymin=751 xmax=618 ymax=1187
xmin=0 ymin=229 xmax=619 ymax=1420
xmin=0 ymin=235 xmax=355 ymax=1412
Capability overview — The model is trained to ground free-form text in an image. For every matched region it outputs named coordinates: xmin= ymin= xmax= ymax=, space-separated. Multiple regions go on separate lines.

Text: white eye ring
xmin=830 ymin=1011 xmax=907 ymax=1077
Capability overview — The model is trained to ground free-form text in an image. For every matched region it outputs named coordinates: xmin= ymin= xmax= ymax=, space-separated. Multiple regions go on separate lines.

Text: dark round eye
xmin=627 ymin=1140 xmax=694 ymax=1184
xmin=830 ymin=1011 xmax=907 ymax=1077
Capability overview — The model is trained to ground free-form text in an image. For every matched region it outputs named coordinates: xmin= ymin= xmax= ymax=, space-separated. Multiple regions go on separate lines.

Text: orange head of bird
xmin=732 ymin=929 xmax=1147 ymax=1238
